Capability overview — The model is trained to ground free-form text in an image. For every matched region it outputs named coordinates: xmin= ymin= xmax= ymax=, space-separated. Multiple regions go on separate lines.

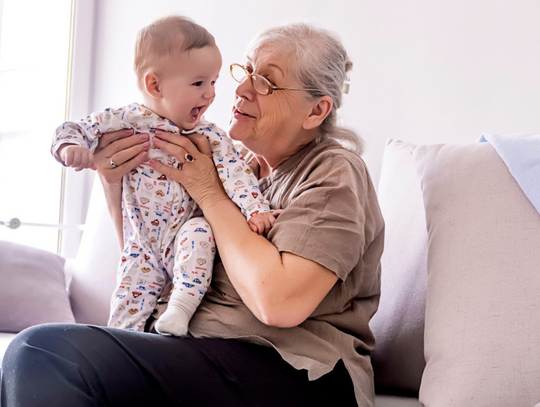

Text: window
xmin=0 ymin=0 xmax=75 ymax=253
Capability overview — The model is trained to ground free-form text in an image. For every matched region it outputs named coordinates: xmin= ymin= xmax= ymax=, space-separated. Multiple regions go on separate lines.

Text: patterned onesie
xmin=52 ymin=103 xmax=270 ymax=332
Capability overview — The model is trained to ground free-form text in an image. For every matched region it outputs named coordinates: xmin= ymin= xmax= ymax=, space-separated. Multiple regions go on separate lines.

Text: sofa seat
xmin=0 ymin=333 xmax=16 ymax=362
xmin=374 ymin=396 xmax=422 ymax=407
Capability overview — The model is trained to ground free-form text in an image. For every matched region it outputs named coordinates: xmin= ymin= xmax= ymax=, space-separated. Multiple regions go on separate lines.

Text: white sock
xmin=155 ymin=291 xmax=198 ymax=337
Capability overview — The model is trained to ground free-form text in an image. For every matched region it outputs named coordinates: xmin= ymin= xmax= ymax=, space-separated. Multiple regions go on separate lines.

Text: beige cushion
xmin=414 ymin=142 xmax=540 ymax=407
xmin=371 ymin=140 xmax=427 ymax=395
xmin=69 ymin=178 xmax=120 ymax=325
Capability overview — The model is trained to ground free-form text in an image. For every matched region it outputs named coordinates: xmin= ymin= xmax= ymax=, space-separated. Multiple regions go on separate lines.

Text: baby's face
xmin=160 ymin=45 xmax=222 ymax=130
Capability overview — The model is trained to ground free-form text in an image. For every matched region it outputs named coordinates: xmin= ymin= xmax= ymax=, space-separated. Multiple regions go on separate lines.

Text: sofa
xmin=1 ymin=138 xmax=539 ymax=407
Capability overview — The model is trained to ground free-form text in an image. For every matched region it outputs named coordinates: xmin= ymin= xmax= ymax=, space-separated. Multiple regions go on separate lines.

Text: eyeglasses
xmin=230 ymin=63 xmax=318 ymax=96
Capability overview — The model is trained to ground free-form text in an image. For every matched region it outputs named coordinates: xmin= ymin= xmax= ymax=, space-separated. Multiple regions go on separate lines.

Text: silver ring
xmin=110 ymin=158 xmax=118 ymax=168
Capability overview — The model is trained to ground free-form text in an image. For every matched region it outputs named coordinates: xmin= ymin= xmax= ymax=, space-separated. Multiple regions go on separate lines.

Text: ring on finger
xmin=110 ymin=158 xmax=118 ymax=168
xmin=184 ymin=153 xmax=195 ymax=163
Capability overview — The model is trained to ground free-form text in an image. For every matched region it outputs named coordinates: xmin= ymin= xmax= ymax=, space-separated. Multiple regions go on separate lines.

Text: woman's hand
xmin=150 ymin=129 xmax=228 ymax=210
xmin=94 ymin=129 xmax=150 ymax=186
xmin=94 ymin=128 xmax=150 ymax=249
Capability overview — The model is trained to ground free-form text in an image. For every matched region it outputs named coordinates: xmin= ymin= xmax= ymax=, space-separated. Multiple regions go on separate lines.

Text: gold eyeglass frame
xmin=230 ymin=63 xmax=318 ymax=96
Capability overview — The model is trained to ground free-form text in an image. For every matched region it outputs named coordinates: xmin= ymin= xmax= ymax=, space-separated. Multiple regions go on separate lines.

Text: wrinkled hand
xmin=248 ymin=210 xmax=283 ymax=236
xmin=59 ymin=145 xmax=96 ymax=171
xmin=149 ymin=129 xmax=227 ymax=210
xmin=94 ymin=129 xmax=150 ymax=186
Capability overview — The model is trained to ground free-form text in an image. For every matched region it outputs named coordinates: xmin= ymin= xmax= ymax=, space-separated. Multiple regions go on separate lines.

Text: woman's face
xmin=229 ymin=47 xmax=315 ymax=157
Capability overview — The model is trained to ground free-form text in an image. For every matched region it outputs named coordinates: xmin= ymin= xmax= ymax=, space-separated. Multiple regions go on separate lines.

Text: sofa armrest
xmin=67 ymin=178 xmax=120 ymax=326
xmin=64 ymin=258 xmax=76 ymax=290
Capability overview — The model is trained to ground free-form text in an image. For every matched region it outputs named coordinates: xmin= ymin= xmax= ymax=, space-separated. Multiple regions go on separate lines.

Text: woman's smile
xmin=232 ymin=106 xmax=256 ymax=120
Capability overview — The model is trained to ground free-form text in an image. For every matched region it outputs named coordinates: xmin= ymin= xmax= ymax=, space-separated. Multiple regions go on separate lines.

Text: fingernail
xmin=153 ymin=137 xmax=161 ymax=144
xmin=149 ymin=158 xmax=156 ymax=165
xmin=155 ymin=129 xmax=162 ymax=135
xmin=142 ymin=141 xmax=150 ymax=148
xmin=140 ymin=133 xmax=149 ymax=140
xmin=125 ymin=129 xmax=134 ymax=135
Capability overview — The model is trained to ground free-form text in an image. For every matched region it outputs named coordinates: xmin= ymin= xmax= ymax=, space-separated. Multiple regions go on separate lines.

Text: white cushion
xmin=414 ymin=142 xmax=540 ymax=407
xmin=371 ymin=140 xmax=427 ymax=395
xmin=0 ymin=240 xmax=75 ymax=333
xmin=69 ymin=179 xmax=120 ymax=325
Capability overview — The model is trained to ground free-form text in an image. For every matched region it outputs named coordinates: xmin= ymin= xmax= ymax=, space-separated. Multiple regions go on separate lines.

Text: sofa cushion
xmin=414 ymin=142 xmax=540 ymax=407
xmin=68 ymin=178 xmax=120 ymax=325
xmin=0 ymin=240 xmax=75 ymax=333
xmin=370 ymin=140 xmax=428 ymax=396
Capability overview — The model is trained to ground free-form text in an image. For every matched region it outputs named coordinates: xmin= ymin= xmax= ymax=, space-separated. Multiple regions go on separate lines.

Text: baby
xmin=51 ymin=15 xmax=273 ymax=336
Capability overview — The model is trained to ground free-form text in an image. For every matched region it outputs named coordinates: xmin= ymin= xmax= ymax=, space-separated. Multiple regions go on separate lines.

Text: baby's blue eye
xmin=193 ymin=81 xmax=203 ymax=86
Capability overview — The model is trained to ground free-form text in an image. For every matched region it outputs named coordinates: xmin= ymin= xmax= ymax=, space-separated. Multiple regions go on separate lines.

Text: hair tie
xmin=342 ymin=72 xmax=350 ymax=94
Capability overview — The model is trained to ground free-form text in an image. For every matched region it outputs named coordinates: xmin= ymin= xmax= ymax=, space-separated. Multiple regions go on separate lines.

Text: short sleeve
xmin=267 ymin=151 xmax=370 ymax=281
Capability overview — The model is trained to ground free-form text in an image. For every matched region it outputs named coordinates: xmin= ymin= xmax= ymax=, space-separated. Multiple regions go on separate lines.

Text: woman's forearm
xmin=202 ymin=197 xmax=337 ymax=328
xmin=203 ymin=197 xmax=285 ymax=322
xmin=99 ymin=175 xmax=124 ymax=250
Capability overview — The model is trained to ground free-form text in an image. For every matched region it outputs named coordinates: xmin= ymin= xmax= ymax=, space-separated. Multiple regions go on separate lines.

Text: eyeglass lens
xmin=231 ymin=65 xmax=270 ymax=95
xmin=231 ymin=64 xmax=247 ymax=82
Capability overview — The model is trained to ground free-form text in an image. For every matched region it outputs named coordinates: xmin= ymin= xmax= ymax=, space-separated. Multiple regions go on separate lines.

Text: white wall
xmin=86 ymin=0 xmax=540 ymax=184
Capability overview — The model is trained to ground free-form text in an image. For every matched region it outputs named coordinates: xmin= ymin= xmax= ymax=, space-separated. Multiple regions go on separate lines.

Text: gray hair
xmin=246 ymin=23 xmax=364 ymax=155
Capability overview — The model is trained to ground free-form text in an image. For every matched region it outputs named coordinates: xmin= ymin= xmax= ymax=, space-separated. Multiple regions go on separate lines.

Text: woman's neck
xmin=256 ymin=157 xmax=273 ymax=179
xmin=254 ymin=138 xmax=314 ymax=178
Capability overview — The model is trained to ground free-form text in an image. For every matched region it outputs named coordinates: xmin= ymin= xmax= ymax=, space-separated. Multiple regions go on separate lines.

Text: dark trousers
xmin=1 ymin=324 xmax=357 ymax=406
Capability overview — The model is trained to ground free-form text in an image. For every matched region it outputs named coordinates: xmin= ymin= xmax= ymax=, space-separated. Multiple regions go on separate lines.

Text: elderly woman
xmin=1 ymin=23 xmax=383 ymax=407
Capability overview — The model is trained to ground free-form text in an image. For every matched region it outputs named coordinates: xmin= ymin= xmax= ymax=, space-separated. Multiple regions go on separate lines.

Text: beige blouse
xmin=188 ymin=138 xmax=384 ymax=407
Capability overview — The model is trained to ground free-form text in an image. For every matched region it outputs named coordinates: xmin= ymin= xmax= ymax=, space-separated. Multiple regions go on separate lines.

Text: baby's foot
xmin=155 ymin=306 xmax=191 ymax=336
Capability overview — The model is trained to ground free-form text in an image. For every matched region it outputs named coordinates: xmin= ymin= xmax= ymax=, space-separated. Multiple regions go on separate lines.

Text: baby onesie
xmin=52 ymin=103 xmax=270 ymax=332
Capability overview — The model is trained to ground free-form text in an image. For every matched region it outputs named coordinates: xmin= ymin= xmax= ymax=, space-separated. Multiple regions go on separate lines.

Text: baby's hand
xmin=59 ymin=145 xmax=97 ymax=171
xmin=248 ymin=210 xmax=284 ymax=236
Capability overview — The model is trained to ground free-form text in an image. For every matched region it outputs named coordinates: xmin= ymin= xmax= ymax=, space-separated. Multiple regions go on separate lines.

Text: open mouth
xmin=190 ymin=106 xmax=202 ymax=120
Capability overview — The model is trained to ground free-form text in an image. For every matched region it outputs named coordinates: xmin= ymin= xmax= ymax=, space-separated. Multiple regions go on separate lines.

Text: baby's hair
xmin=134 ymin=15 xmax=216 ymax=92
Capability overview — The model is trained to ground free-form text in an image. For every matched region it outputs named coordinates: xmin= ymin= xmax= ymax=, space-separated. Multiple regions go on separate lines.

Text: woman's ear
xmin=302 ymin=96 xmax=333 ymax=130
xmin=144 ymin=72 xmax=162 ymax=99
